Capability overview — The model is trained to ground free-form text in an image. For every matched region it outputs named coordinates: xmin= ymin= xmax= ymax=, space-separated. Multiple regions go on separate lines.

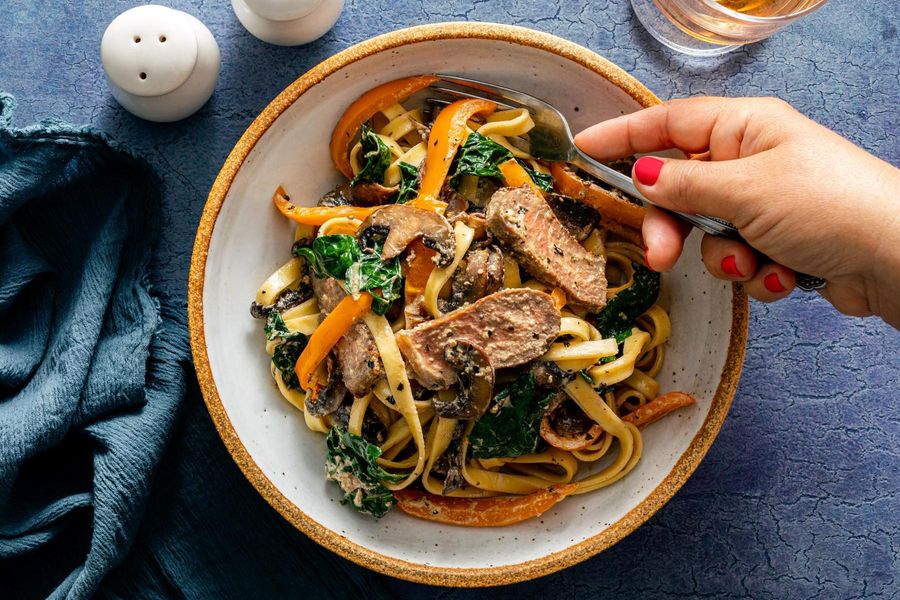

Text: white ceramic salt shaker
xmin=232 ymin=0 xmax=344 ymax=46
xmin=101 ymin=5 xmax=221 ymax=123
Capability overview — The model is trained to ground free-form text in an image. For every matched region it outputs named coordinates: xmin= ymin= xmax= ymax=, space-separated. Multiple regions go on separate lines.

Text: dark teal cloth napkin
xmin=0 ymin=95 xmax=394 ymax=599
xmin=0 ymin=93 xmax=187 ymax=598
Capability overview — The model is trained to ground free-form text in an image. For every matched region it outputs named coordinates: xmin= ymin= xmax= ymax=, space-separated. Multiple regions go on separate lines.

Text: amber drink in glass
xmin=631 ymin=0 xmax=828 ymax=56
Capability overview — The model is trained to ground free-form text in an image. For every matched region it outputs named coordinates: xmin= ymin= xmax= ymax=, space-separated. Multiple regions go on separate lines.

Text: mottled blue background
xmin=2 ymin=1 xmax=898 ymax=598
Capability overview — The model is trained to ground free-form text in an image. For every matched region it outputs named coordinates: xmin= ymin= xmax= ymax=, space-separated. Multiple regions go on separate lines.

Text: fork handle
xmin=570 ymin=152 xmax=826 ymax=292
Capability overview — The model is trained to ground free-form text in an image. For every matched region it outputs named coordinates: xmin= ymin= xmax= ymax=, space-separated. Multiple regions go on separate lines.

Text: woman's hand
xmin=575 ymin=97 xmax=900 ymax=328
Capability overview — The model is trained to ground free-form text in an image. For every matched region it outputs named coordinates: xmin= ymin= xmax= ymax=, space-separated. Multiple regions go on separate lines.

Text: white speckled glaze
xmin=195 ymin=25 xmax=745 ymax=583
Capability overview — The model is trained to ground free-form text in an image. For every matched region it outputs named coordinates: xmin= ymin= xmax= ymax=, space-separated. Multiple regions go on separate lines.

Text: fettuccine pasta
xmin=251 ymin=76 xmax=696 ymax=525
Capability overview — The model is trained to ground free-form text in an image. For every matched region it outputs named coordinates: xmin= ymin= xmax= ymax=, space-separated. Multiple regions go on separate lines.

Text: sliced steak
xmin=449 ymin=247 xmax=504 ymax=309
xmin=396 ymin=288 xmax=560 ymax=389
xmin=487 ymin=186 xmax=607 ymax=310
xmin=310 ymin=275 xmax=383 ymax=396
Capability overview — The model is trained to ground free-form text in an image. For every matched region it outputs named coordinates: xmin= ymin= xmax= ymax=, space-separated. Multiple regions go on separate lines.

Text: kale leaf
xmin=325 ymin=427 xmax=404 ymax=518
xmin=516 ymin=159 xmax=553 ymax=192
xmin=593 ymin=264 xmax=661 ymax=339
xmin=351 ymin=124 xmax=392 ymax=186
xmin=272 ymin=339 xmax=306 ymax=389
xmin=264 ymin=311 xmax=308 ymax=342
xmin=396 ymin=161 xmax=419 ymax=203
xmin=449 ymin=131 xmax=513 ymax=187
xmin=294 ymin=234 xmax=358 ymax=280
xmin=448 ymin=132 xmax=553 ymax=193
xmin=469 ymin=372 xmax=553 ymax=459
xmin=294 ymin=234 xmax=402 ymax=315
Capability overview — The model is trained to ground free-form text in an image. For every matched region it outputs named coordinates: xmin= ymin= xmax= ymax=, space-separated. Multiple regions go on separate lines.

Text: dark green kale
xmin=350 ymin=124 xmax=392 ymax=186
xmin=516 ymin=159 xmax=553 ymax=192
xmin=294 ymin=234 xmax=402 ymax=315
xmin=325 ymin=427 xmax=405 ymax=518
xmin=447 ymin=131 xmax=552 ymax=193
xmin=396 ymin=161 xmax=419 ymax=203
xmin=264 ymin=312 xmax=307 ymax=343
xmin=578 ymin=369 xmax=596 ymax=385
xmin=593 ymin=264 xmax=661 ymax=339
xmin=271 ymin=339 xmax=306 ymax=389
xmin=469 ymin=372 xmax=553 ymax=459
xmin=449 ymin=131 xmax=513 ymax=188
xmin=615 ymin=329 xmax=633 ymax=344
xmin=293 ymin=234 xmax=358 ymax=279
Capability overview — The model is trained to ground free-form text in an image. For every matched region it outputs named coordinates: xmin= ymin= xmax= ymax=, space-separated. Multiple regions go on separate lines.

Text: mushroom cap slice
xmin=305 ymin=357 xmax=348 ymax=417
xmin=357 ymin=204 xmax=455 ymax=266
xmin=431 ymin=341 xmax=495 ymax=420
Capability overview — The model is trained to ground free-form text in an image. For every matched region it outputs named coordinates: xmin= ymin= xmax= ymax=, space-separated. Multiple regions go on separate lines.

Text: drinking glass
xmin=631 ymin=0 xmax=828 ymax=56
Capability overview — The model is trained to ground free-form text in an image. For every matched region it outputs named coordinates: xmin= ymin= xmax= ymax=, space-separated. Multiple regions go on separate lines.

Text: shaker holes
xmin=139 ymin=72 xmax=147 ymax=80
xmin=133 ymin=36 xmax=141 ymax=43
xmin=159 ymin=35 xmax=167 ymax=42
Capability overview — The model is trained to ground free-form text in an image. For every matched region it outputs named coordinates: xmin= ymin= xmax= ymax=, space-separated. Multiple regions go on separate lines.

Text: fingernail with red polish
xmin=634 ymin=156 xmax=664 ymax=186
xmin=721 ymin=255 xmax=744 ymax=277
xmin=764 ymin=272 xmax=786 ymax=293
xmin=645 ymin=247 xmax=655 ymax=271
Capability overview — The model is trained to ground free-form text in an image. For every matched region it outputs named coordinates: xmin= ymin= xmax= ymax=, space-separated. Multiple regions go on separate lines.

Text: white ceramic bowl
xmin=188 ymin=22 xmax=748 ymax=586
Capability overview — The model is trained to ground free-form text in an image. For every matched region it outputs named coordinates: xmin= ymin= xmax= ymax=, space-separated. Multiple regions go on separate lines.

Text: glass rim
xmin=698 ymin=0 xmax=828 ymax=23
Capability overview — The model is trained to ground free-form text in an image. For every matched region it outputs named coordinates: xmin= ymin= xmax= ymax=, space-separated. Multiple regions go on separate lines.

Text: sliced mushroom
xmin=350 ymin=181 xmax=398 ymax=206
xmin=449 ymin=210 xmax=488 ymax=242
xmin=430 ymin=421 xmax=466 ymax=495
xmin=448 ymin=246 xmax=504 ymax=310
xmin=317 ymin=183 xmax=353 ymax=207
xmin=530 ymin=361 xmax=574 ymax=389
xmin=546 ymin=193 xmax=599 ymax=242
xmin=305 ymin=358 xmax=348 ymax=417
xmin=357 ymin=204 xmax=455 ymax=266
xmin=443 ymin=189 xmax=469 ymax=219
xmin=539 ymin=394 xmax=603 ymax=451
xmin=431 ymin=341 xmax=495 ymax=419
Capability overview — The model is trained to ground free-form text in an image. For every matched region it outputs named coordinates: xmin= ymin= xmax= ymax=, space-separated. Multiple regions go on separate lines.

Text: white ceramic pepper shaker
xmin=101 ymin=5 xmax=220 ymax=123
xmin=232 ymin=0 xmax=344 ymax=46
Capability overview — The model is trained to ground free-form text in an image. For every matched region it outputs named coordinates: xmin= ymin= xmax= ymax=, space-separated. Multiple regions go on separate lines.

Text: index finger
xmin=573 ymin=96 xmax=747 ymax=161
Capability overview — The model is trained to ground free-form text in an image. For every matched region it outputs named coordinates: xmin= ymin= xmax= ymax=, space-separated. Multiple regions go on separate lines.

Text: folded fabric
xmin=0 ymin=93 xmax=187 ymax=598
xmin=0 ymin=96 xmax=396 ymax=599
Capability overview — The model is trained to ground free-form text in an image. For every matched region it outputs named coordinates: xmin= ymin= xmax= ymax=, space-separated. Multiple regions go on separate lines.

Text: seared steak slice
xmin=487 ymin=186 xmax=607 ymax=310
xmin=449 ymin=247 xmax=504 ymax=309
xmin=310 ymin=275 xmax=383 ymax=396
xmin=396 ymin=288 xmax=560 ymax=389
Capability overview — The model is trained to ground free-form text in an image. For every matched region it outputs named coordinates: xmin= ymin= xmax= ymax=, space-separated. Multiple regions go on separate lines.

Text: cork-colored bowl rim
xmin=188 ymin=22 xmax=749 ymax=587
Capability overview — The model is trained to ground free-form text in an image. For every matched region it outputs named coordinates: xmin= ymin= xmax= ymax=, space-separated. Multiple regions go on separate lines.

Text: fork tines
xmin=428 ymin=82 xmax=518 ymax=111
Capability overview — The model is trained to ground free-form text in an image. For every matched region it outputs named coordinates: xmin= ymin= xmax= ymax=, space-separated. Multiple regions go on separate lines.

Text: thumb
xmin=632 ymin=155 xmax=760 ymax=223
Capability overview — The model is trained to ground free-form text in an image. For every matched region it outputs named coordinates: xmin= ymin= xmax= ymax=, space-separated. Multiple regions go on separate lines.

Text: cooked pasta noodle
xmin=253 ymin=77 xmax=694 ymax=524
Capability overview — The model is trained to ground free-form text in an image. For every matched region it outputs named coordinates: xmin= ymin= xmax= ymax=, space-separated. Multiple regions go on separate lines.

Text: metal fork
xmin=430 ymin=74 xmax=826 ymax=292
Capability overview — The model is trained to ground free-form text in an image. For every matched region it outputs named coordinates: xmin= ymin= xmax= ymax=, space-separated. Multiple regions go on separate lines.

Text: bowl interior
xmin=198 ymin=29 xmax=741 ymax=581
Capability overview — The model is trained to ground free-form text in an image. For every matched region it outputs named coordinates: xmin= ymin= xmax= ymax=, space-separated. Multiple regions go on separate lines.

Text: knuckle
xmin=761 ymin=97 xmax=792 ymax=113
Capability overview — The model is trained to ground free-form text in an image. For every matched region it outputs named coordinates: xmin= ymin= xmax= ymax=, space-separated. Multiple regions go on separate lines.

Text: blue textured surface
xmin=2 ymin=1 xmax=898 ymax=598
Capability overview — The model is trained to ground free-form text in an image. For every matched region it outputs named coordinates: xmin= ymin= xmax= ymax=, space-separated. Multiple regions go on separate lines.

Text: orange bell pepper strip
xmin=549 ymin=287 xmax=567 ymax=310
xmin=294 ymin=292 xmax=373 ymax=390
xmin=273 ymin=187 xmax=382 ymax=225
xmin=330 ymin=75 xmax=440 ymax=179
xmin=498 ymin=159 xmax=545 ymax=197
xmin=409 ymin=98 xmax=497 ymax=213
xmin=403 ymin=240 xmax=437 ymax=303
xmin=550 ymin=162 xmax=645 ymax=229
xmin=621 ymin=392 xmax=696 ymax=428
xmin=393 ymin=484 xmax=578 ymax=527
